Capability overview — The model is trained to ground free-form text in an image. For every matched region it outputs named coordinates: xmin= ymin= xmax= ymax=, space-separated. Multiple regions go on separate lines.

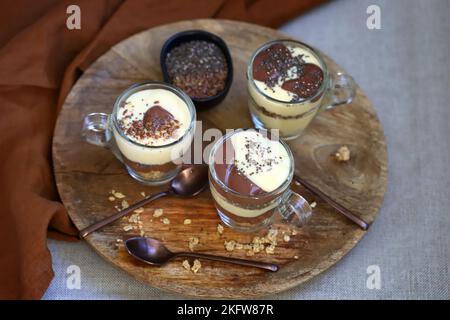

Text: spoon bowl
xmin=126 ymin=237 xmax=174 ymax=265
xmin=170 ymin=165 xmax=208 ymax=196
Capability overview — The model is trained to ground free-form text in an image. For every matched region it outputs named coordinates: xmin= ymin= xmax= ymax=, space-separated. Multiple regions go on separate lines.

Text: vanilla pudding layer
xmin=114 ymin=89 xmax=193 ymax=165
xmin=248 ymin=45 xmax=325 ymax=137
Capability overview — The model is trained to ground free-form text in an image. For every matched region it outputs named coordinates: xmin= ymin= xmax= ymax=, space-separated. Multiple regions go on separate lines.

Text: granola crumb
xmin=133 ymin=207 xmax=144 ymax=214
xmin=283 ymin=234 xmax=291 ymax=242
xmin=265 ymin=244 xmax=275 ymax=254
xmin=246 ymin=250 xmax=255 ymax=257
xmin=335 ymin=145 xmax=351 ymax=162
xmin=191 ymin=259 xmax=201 ymax=273
xmin=310 ymin=201 xmax=317 ymax=208
xmin=224 ymin=240 xmax=236 ymax=252
xmin=123 ymin=225 xmax=133 ymax=232
xmin=140 ymin=192 xmax=146 ymax=197
xmin=217 ymin=224 xmax=224 ymax=235
xmin=188 ymin=237 xmax=199 ymax=251
xmin=182 ymin=260 xmax=191 ymax=270
xmin=128 ymin=213 xmax=140 ymax=223
xmin=116 ymin=238 xmax=123 ymax=243
xmin=121 ymin=200 xmax=129 ymax=209
xmin=108 ymin=196 xmax=115 ymax=202
xmin=112 ymin=191 xmax=125 ymax=199
xmin=153 ymin=208 xmax=164 ymax=217
xmin=294 ymin=255 xmax=299 ymax=260
xmin=162 ymin=218 xmax=170 ymax=225
xmin=222 ymin=228 xmax=280 ymax=255
xmin=139 ymin=229 xmax=145 ymax=237
xmin=291 ymin=229 xmax=298 ymax=236
xmin=183 ymin=219 xmax=192 ymax=225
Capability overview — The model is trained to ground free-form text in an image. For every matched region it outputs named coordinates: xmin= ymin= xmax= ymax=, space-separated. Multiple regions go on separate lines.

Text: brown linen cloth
xmin=0 ymin=0 xmax=326 ymax=299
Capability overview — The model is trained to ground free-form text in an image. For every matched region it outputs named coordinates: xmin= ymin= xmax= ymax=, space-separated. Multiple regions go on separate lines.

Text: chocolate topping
xmin=252 ymin=43 xmax=324 ymax=101
xmin=281 ymin=63 xmax=323 ymax=99
xmin=143 ymin=105 xmax=174 ymax=132
xmin=122 ymin=105 xmax=181 ymax=143
xmin=214 ymin=140 xmax=264 ymax=196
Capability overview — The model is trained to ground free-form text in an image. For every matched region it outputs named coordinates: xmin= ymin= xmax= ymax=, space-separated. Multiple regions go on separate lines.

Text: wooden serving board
xmin=53 ymin=19 xmax=387 ymax=298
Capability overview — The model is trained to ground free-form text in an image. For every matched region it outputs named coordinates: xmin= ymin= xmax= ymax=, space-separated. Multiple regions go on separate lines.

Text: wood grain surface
xmin=52 ymin=19 xmax=387 ymax=298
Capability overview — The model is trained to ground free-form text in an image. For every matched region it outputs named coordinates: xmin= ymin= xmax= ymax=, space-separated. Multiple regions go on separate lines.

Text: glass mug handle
xmin=81 ymin=112 xmax=123 ymax=161
xmin=277 ymin=189 xmax=313 ymax=227
xmin=323 ymin=72 xmax=356 ymax=110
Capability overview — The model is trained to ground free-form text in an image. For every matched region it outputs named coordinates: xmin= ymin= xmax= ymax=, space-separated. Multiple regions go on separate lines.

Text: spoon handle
xmin=294 ymin=175 xmax=369 ymax=230
xmin=175 ymin=252 xmax=279 ymax=272
xmin=79 ymin=190 xmax=171 ymax=238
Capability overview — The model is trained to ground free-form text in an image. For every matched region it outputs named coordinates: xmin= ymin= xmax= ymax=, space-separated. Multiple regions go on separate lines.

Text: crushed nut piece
xmin=189 ymin=237 xmax=199 ymax=251
xmin=116 ymin=238 xmax=123 ymax=243
xmin=283 ymin=234 xmax=291 ymax=242
xmin=266 ymin=229 xmax=278 ymax=245
xmin=294 ymin=255 xmax=299 ymax=260
xmin=140 ymin=192 xmax=146 ymax=197
xmin=291 ymin=229 xmax=298 ymax=236
xmin=128 ymin=213 xmax=140 ymax=223
xmin=112 ymin=191 xmax=125 ymax=199
xmin=217 ymin=224 xmax=224 ymax=235
xmin=123 ymin=225 xmax=133 ymax=232
xmin=224 ymin=240 xmax=236 ymax=252
xmin=310 ymin=201 xmax=317 ymax=208
xmin=133 ymin=207 xmax=144 ymax=214
xmin=183 ymin=219 xmax=192 ymax=225
xmin=162 ymin=218 xmax=170 ymax=225
xmin=153 ymin=208 xmax=164 ymax=217
xmin=265 ymin=244 xmax=275 ymax=254
xmin=182 ymin=260 xmax=191 ymax=270
xmin=191 ymin=259 xmax=201 ymax=273
xmin=121 ymin=200 xmax=129 ymax=209
xmin=108 ymin=196 xmax=115 ymax=201
xmin=222 ymin=228 xmax=279 ymax=255
xmin=335 ymin=145 xmax=351 ymax=161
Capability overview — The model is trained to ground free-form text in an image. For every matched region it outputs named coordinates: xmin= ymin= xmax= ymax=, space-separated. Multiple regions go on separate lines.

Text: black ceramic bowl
xmin=160 ymin=30 xmax=233 ymax=109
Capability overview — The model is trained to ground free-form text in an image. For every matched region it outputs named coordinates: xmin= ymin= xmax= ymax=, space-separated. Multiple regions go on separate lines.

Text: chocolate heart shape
xmin=281 ymin=63 xmax=323 ymax=99
xmin=143 ymin=105 xmax=175 ymax=132
xmin=252 ymin=43 xmax=294 ymax=84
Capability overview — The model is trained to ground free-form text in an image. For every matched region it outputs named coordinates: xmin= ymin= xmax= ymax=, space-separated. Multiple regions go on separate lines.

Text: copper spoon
xmin=79 ymin=165 xmax=209 ymax=238
xmin=125 ymin=237 xmax=279 ymax=272
xmin=294 ymin=175 xmax=369 ymax=230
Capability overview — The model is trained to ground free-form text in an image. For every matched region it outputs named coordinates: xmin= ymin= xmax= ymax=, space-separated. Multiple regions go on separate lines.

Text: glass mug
xmin=208 ymin=129 xmax=312 ymax=232
xmin=247 ymin=39 xmax=356 ymax=140
xmin=82 ymin=82 xmax=196 ymax=185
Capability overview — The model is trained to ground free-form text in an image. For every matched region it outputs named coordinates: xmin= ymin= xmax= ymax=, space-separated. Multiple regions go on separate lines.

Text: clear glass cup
xmin=208 ymin=129 xmax=312 ymax=233
xmin=82 ymin=82 xmax=196 ymax=185
xmin=247 ymin=39 xmax=356 ymax=140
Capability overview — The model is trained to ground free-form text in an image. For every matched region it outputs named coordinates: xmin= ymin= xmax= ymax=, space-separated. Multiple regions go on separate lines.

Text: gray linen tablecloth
xmin=43 ymin=0 xmax=450 ymax=299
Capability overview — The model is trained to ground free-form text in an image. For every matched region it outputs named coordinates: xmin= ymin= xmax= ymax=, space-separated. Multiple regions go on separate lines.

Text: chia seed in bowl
xmin=165 ymin=40 xmax=228 ymax=99
xmin=160 ymin=30 xmax=233 ymax=109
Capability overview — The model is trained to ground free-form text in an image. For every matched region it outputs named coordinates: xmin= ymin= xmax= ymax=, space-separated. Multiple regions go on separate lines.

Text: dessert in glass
xmin=247 ymin=40 xmax=356 ymax=140
xmin=82 ymin=82 xmax=196 ymax=185
xmin=208 ymin=128 xmax=312 ymax=232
